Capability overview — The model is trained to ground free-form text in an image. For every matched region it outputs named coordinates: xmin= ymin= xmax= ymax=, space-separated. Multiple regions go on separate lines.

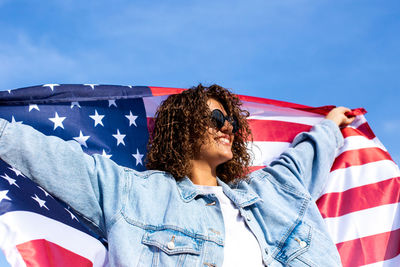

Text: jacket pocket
xmin=276 ymin=221 xmax=315 ymax=266
xmin=138 ymin=228 xmax=202 ymax=267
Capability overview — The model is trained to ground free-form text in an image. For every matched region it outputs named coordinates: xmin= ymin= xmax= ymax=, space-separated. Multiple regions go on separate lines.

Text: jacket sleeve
xmin=0 ymin=118 xmax=126 ymax=236
xmin=262 ymin=119 xmax=344 ymax=200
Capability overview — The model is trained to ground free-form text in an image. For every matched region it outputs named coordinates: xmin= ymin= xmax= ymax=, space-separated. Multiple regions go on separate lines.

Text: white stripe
xmin=0 ymin=211 xmax=107 ymax=266
xmin=349 ymin=115 xmax=367 ymax=129
xmin=247 ymin=141 xmax=290 ymax=166
xmin=337 ymin=136 xmax=387 ymax=156
xmin=324 ymin=203 xmax=400 ymax=244
xmin=361 ymin=253 xmax=400 ymax=267
xmin=322 ymin=160 xmax=400 ymax=194
xmin=248 ymin=115 xmax=323 ymax=126
xmin=143 ymin=95 xmax=169 ymax=117
xmin=242 ymin=101 xmax=322 ymax=118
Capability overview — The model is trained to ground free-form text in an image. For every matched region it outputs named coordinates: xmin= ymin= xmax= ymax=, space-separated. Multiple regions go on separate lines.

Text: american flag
xmin=0 ymin=84 xmax=399 ymax=266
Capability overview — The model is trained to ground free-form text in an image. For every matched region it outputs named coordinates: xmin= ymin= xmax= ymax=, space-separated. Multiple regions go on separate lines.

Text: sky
xmin=0 ymin=0 xmax=399 ymax=265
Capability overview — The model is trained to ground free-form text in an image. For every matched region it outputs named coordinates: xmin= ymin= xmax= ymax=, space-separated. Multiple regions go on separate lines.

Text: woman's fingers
xmin=326 ymin=107 xmax=356 ymax=127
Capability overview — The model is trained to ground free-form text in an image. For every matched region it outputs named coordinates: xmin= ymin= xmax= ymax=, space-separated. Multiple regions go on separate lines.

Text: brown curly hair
xmin=146 ymin=84 xmax=252 ymax=183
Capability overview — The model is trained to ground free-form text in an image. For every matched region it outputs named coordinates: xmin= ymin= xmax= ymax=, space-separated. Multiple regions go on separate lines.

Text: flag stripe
xmin=241 ymin=96 xmax=366 ymax=116
xmin=332 ymin=147 xmax=393 ymax=171
xmin=17 ymin=239 xmax=93 ymax=267
xmin=248 ymin=120 xmax=312 ymax=142
xmin=317 ymin=177 xmax=400 ymax=218
xmin=336 ymin=228 xmax=400 ymax=266
xmin=337 ymin=136 xmax=387 ymax=156
xmin=324 ymin=202 xmax=400 ymax=244
xmin=0 ymin=211 xmax=107 ymax=265
xmin=247 ymin=141 xmax=290 ymax=166
xmin=250 ymin=142 xmax=393 ymax=171
xmin=362 ymin=253 xmax=400 ymax=267
xmin=248 ymin=115 xmax=322 ymax=126
xmin=239 ymin=95 xmax=313 ymax=109
xmin=341 ymin=122 xmax=376 ymax=139
xmin=248 ymin=120 xmax=374 ymax=142
xmin=148 ymin=86 xmax=185 ymax=96
xmin=322 ymin=160 xmax=399 ymax=194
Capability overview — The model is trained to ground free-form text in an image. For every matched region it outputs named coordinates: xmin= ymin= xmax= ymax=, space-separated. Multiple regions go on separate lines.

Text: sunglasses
xmin=211 ymin=109 xmax=239 ymax=133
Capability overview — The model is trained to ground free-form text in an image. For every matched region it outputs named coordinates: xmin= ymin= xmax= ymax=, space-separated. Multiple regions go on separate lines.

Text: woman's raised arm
xmin=0 ymin=117 xmax=126 ymax=237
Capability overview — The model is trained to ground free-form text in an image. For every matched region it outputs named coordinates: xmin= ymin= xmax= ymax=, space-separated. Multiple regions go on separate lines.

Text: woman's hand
xmin=325 ymin=107 xmax=356 ymax=127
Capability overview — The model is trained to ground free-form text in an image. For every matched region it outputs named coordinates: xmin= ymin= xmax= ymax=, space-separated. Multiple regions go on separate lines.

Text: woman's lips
xmin=216 ymin=135 xmax=232 ymax=145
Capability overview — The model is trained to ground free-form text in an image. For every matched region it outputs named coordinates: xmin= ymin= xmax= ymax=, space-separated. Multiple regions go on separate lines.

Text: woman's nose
xmin=220 ymin=119 xmax=233 ymax=134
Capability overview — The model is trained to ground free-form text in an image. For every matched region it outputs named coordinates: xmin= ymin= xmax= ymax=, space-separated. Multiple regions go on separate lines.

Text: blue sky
xmin=0 ymin=0 xmax=399 ymax=265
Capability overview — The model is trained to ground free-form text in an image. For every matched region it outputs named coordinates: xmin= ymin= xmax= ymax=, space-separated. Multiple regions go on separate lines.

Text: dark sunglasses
xmin=211 ymin=109 xmax=239 ymax=133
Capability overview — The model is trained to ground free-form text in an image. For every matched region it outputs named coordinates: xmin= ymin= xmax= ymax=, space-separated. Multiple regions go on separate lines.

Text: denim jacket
xmin=0 ymin=118 xmax=343 ymax=267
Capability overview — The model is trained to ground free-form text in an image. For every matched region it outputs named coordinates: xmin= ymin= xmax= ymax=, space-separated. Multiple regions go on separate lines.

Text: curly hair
xmin=146 ymin=84 xmax=252 ymax=183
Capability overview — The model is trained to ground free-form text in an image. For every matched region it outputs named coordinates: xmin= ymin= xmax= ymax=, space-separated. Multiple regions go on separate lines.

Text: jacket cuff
xmin=318 ymin=119 xmax=344 ymax=149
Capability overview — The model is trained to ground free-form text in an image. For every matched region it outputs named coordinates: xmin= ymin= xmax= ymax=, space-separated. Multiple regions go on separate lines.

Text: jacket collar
xmin=176 ymin=177 xmax=261 ymax=208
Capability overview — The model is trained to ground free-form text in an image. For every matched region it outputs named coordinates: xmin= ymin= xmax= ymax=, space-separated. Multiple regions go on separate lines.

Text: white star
xmin=8 ymin=166 xmax=25 ymax=177
xmin=0 ymin=190 xmax=11 ymax=203
xmin=89 ymin=110 xmax=105 ymax=127
xmin=125 ymin=111 xmax=138 ymax=127
xmin=112 ymin=129 xmax=126 ymax=146
xmin=38 ymin=186 xmax=52 ymax=198
xmin=11 ymin=116 xmax=23 ymax=124
xmin=1 ymin=173 xmax=19 ymax=188
xmin=108 ymin=99 xmax=117 ymax=107
xmin=7 ymin=90 xmax=11 ymax=94
xmin=43 ymin=84 xmax=60 ymax=91
xmin=49 ymin=112 xmax=66 ymax=130
xmin=127 ymin=85 xmax=132 ymax=88
xmin=73 ymin=131 xmax=90 ymax=147
xmin=132 ymin=149 xmax=144 ymax=166
xmin=65 ymin=208 xmax=78 ymax=221
xmin=101 ymin=149 xmax=112 ymax=159
xmin=84 ymin=84 xmax=98 ymax=90
xmin=29 ymin=104 xmax=40 ymax=112
xmin=71 ymin=102 xmax=81 ymax=109
xmin=32 ymin=194 xmax=49 ymax=210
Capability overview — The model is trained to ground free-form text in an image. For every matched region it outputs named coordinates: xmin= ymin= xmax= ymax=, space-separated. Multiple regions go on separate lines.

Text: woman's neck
xmin=189 ymin=159 xmax=218 ymax=186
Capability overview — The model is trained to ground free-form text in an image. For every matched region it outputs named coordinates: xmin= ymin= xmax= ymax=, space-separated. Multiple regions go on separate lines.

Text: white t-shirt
xmin=195 ymin=185 xmax=264 ymax=267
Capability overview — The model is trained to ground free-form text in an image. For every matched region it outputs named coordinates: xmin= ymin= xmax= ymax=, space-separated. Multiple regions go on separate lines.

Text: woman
xmin=0 ymin=84 xmax=354 ymax=266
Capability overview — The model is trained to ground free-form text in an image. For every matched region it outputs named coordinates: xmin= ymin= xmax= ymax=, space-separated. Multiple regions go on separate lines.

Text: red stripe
xmin=248 ymin=120 xmax=312 ymax=142
xmin=248 ymin=166 xmax=265 ymax=173
xmin=317 ymin=177 xmax=400 ymax=218
xmin=341 ymin=122 xmax=376 ymax=139
xmin=331 ymin=147 xmax=393 ymax=171
xmin=16 ymin=239 xmax=92 ymax=267
xmin=148 ymin=86 xmax=185 ymax=96
xmin=337 ymin=228 xmax=400 ymax=266
xmin=147 ymin=117 xmax=155 ymax=134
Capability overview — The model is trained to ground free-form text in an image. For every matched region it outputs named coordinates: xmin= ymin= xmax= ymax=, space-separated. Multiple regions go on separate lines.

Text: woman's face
xmin=196 ymin=98 xmax=235 ymax=167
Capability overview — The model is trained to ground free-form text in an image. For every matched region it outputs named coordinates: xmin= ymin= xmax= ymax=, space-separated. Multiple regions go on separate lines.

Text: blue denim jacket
xmin=0 ymin=118 xmax=343 ymax=266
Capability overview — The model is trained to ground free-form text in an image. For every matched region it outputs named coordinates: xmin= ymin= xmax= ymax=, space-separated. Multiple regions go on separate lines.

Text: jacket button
xmin=299 ymin=241 xmax=307 ymax=248
xmin=206 ymin=201 xmax=216 ymax=206
xmin=167 ymin=241 xmax=175 ymax=250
